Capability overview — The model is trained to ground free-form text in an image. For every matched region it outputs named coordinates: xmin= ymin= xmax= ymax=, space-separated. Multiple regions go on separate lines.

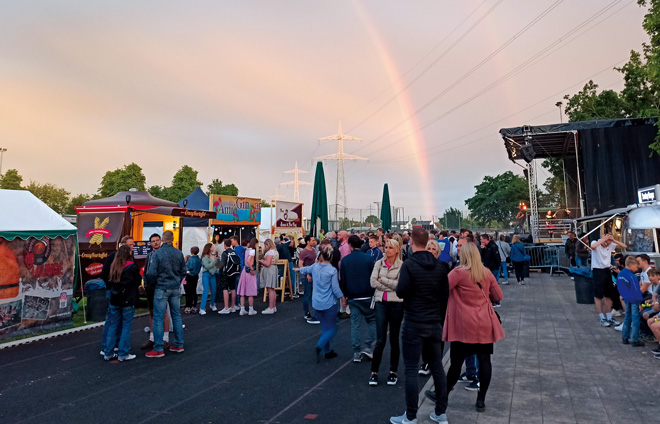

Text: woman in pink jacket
xmin=443 ymin=242 xmax=504 ymax=413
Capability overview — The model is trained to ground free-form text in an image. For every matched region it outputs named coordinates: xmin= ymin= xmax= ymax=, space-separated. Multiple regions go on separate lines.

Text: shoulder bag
xmin=476 ymin=282 xmax=502 ymax=324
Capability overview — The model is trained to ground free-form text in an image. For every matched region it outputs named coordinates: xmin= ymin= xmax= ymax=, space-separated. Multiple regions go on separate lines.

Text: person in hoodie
xmin=617 ymin=255 xmax=645 ymax=346
xmin=339 ymin=234 xmax=376 ymax=363
xmin=390 ymin=228 xmax=449 ymax=424
xmin=366 ymin=234 xmax=384 ymax=263
xmin=480 ymin=234 xmax=502 ymax=308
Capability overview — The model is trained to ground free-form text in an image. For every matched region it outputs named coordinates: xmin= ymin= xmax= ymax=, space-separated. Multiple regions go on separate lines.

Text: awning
xmin=575 ymin=207 xmax=631 ymax=223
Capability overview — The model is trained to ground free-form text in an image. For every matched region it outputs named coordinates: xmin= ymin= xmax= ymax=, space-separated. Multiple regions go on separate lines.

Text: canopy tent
xmin=0 ymin=189 xmax=78 ymax=340
xmin=380 ymin=183 xmax=392 ymax=233
xmin=309 ymin=162 xmax=328 ymax=237
xmin=178 ymin=187 xmax=212 ymax=254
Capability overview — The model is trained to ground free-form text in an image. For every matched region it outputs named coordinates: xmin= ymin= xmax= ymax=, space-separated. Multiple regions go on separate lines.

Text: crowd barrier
xmin=525 ymin=244 xmax=571 ymax=274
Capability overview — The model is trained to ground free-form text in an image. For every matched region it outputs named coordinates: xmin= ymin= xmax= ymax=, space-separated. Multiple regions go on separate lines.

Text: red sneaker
xmin=145 ymin=350 xmax=165 ymax=358
xmin=168 ymin=346 xmax=184 ymax=353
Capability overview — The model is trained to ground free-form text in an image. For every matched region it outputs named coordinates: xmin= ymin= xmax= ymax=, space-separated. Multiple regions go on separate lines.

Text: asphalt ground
xmin=0 ymin=296 xmax=433 ymax=424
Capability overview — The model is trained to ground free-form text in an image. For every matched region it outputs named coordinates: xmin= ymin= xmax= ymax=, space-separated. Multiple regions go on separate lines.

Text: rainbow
xmin=352 ymin=0 xmax=435 ymax=218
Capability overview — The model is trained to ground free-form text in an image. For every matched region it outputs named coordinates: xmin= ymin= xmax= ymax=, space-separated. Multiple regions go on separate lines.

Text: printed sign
xmin=210 ymin=195 xmax=261 ymax=226
xmin=0 ymin=235 xmax=76 ymax=340
xmin=78 ymin=212 xmax=125 ymax=284
xmin=637 ymin=185 xmax=660 ymax=204
xmin=132 ymin=241 xmax=153 ymax=259
xmin=275 ymin=201 xmax=303 ymax=228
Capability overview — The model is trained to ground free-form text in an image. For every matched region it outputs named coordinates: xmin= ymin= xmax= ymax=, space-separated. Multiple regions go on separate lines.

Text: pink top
xmin=443 ymin=267 xmax=505 ymax=344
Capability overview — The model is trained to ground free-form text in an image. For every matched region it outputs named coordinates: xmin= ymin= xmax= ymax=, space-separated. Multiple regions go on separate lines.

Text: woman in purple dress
xmin=237 ymin=238 xmax=258 ymax=316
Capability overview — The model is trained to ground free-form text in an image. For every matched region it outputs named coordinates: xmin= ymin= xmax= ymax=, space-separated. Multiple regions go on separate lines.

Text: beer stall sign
xmin=275 ymin=201 xmax=303 ymax=228
xmin=77 ymin=212 xmax=125 ymax=283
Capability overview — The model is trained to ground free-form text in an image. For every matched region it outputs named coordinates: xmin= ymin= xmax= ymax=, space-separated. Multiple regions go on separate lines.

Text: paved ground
xmin=3 ymin=273 xmax=660 ymax=423
xmin=418 ymin=272 xmax=660 ymax=424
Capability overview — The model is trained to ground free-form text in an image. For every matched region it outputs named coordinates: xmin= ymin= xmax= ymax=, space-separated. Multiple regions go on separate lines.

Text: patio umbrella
xmin=309 ymin=161 xmax=328 ymax=236
xmin=380 ymin=183 xmax=392 ymax=232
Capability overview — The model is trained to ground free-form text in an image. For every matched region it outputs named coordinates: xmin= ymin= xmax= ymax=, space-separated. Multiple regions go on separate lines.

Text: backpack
xmin=223 ymin=250 xmax=241 ymax=277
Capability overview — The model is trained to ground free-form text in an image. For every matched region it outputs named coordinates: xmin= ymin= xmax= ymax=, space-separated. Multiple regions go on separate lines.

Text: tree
xmin=65 ymin=193 xmax=92 ymax=214
xmin=365 ymin=215 xmax=381 ymax=226
xmin=25 ymin=181 xmax=70 ymax=214
xmin=540 ymin=158 xmax=566 ymax=207
xmin=147 ymin=185 xmax=166 ymax=199
xmin=465 ymin=171 xmax=529 ymax=225
xmin=261 ymin=200 xmax=271 ymax=207
xmin=563 ymin=80 xmax=626 ymax=122
xmin=159 ymin=165 xmax=202 ymax=202
xmin=442 ymin=207 xmax=462 ymax=230
xmin=411 ymin=218 xmax=418 ymax=225
xmin=98 ymin=163 xmax=147 ymax=198
xmin=0 ymin=169 xmax=23 ymax=190
xmin=206 ymin=179 xmax=239 ymax=196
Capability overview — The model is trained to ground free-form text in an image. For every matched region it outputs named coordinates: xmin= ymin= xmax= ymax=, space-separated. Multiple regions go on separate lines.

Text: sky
xmin=0 ymin=0 xmax=650 ymax=220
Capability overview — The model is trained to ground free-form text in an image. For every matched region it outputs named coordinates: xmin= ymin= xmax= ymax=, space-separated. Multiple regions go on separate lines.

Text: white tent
xmin=0 ymin=189 xmax=76 ymax=234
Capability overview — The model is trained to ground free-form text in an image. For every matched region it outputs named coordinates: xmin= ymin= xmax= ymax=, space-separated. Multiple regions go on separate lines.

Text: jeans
xmin=302 ymin=276 xmax=316 ymax=317
xmin=200 ymin=271 xmax=216 ymax=311
xmin=465 ymin=354 xmax=479 ymax=379
xmin=622 ymin=301 xmax=641 ymax=342
xmin=101 ymin=290 xmax=120 ymax=353
xmin=316 ymin=303 xmax=338 ymax=353
xmin=371 ymin=301 xmax=404 ymax=373
xmin=153 ymin=288 xmax=184 ymax=352
xmin=576 ymin=257 xmax=588 ymax=268
xmin=104 ymin=305 xmax=134 ymax=359
xmin=401 ymin=321 xmax=447 ymax=419
xmin=490 ymin=269 xmax=499 ymax=281
xmin=347 ymin=299 xmax=376 ymax=353
xmin=498 ymin=261 xmax=509 ymax=282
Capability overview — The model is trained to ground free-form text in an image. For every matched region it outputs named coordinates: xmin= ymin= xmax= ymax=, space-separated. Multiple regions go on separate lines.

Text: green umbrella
xmin=381 ymin=183 xmax=392 ymax=232
xmin=309 ymin=161 xmax=328 ymax=237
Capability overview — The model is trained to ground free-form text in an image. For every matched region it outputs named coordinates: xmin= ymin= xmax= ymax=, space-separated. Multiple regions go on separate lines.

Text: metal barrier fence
xmin=525 ymin=244 xmax=571 ymax=274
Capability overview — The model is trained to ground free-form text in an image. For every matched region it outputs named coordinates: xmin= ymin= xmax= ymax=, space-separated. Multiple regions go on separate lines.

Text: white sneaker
xmin=248 ymin=309 xmax=257 ymax=316
xmin=429 ymin=412 xmax=448 ymax=424
xmin=231 ymin=305 xmax=239 ymax=312
xmin=218 ymin=308 xmax=231 ymax=315
xmin=262 ymin=308 xmax=275 ymax=315
xmin=211 ymin=305 xmax=218 ymax=312
xmin=199 ymin=309 xmax=207 ymax=315
xmin=272 ymin=307 xmax=277 ymax=313
xmin=390 ymin=412 xmax=417 ymax=424
xmin=119 ymin=354 xmax=136 ymax=362
xmin=614 ymin=323 xmax=623 ymax=331
xmin=239 ymin=308 xmax=248 ymax=316
xmin=611 ymin=309 xmax=623 ymax=317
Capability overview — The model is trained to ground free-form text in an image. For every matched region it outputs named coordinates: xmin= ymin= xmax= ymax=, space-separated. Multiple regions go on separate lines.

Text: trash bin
xmin=570 ymin=267 xmax=594 ymax=304
xmin=85 ymin=279 xmax=108 ymax=322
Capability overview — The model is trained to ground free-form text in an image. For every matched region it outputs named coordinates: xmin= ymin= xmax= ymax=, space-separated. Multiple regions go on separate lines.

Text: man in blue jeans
xmin=145 ymin=231 xmax=187 ymax=357
xmin=339 ymin=235 xmax=376 ymax=363
xmin=298 ymin=235 xmax=320 ymax=324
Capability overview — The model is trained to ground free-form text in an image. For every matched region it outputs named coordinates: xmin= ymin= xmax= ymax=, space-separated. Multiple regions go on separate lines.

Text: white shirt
xmin=590 ymin=241 xmax=616 ymax=269
xmin=640 ymin=268 xmax=651 ymax=293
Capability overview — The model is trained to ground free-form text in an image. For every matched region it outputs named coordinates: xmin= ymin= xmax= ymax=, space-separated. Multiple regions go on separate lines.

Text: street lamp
xmin=555 ymin=101 xmax=563 ymax=123
xmin=0 ymin=148 xmax=7 ymax=175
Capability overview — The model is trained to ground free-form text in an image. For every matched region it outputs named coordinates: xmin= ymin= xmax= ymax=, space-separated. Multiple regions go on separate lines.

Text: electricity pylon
xmin=281 ymin=161 xmax=310 ymax=203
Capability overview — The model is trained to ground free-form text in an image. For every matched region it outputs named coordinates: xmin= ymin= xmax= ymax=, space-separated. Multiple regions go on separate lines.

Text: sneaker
xmin=608 ymin=319 xmax=620 ymax=326
xmin=218 ymin=308 xmax=231 ymax=315
xmin=418 ymin=363 xmax=430 ymax=376
xmin=230 ymin=305 xmax=238 ymax=313
xmin=521 ymin=280 xmax=525 ymax=285
xmin=502 ymin=281 xmax=510 ymax=285
xmin=353 ymin=352 xmax=362 ymax=363
xmin=324 ymin=350 xmax=338 ymax=359
xmin=248 ymin=309 xmax=257 ymax=316
xmin=429 ymin=412 xmax=448 ymax=424
xmin=459 ymin=373 xmax=477 ymax=382
xmin=184 ymin=307 xmax=191 ymax=314
xmin=262 ymin=308 xmax=275 ymax=315
xmin=362 ymin=350 xmax=374 ymax=360
xmin=210 ymin=305 xmax=218 ymax=312
xmin=239 ymin=309 xmax=248 ymax=316
xmin=387 ymin=372 xmax=398 ymax=386
xmin=622 ymin=338 xmax=630 ymax=345
xmin=169 ymin=346 xmax=184 ymax=353
xmin=100 ymin=350 xmax=105 ymax=356
xmin=304 ymin=312 xmax=312 ymax=320
xmin=199 ymin=309 xmax=207 ymax=316
xmin=145 ymin=350 xmax=165 ymax=358
xmin=492 ymin=301 xmax=501 ymax=308
xmin=611 ymin=309 xmax=623 ymax=317
xmin=306 ymin=317 xmax=321 ymax=325
xmin=369 ymin=372 xmax=378 ymax=386
xmin=140 ymin=340 xmax=154 ymax=350
xmin=103 ymin=354 xmax=118 ymax=361
xmin=118 ymin=354 xmax=136 ymax=361
xmin=191 ymin=307 xmax=198 ymax=314
xmin=632 ymin=340 xmax=645 ymax=347
xmin=654 ymin=354 xmax=660 ymax=360
xmin=292 ymin=293 xmax=299 ymax=299
xmin=465 ymin=380 xmax=480 ymax=391
xmin=614 ymin=323 xmax=623 ymax=331
xmin=600 ymin=318 xmax=611 ymax=327
xmin=390 ymin=413 xmax=417 ymax=424
xmin=651 ymin=347 xmax=660 ymax=355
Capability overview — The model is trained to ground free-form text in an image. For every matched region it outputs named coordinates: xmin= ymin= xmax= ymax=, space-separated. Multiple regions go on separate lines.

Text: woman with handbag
xmin=509 ymin=235 xmax=527 ymax=285
xmin=443 ymin=242 xmax=504 ymax=413
xmin=368 ymin=238 xmax=404 ymax=386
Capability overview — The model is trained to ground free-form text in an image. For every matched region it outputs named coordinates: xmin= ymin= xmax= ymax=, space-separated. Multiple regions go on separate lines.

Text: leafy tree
xmin=442 ymin=207 xmax=462 ymax=230
xmin=147 ymin=185 xmax=166 ymax=199
xmin=339 ymin=217 xmax=353 ymax=230
xmin=563 ymin=80 xmax=626 ymax=122
xmin=98 ymin=163 xmax=146 ymax=197
xmin=261 ymin=200 xmax=271 ymax=207
xmin=365 ymin=215 xmax=381 ymax=226
xmin=206 ymin=179 xmax=239 ymax=196
xmin=65 ymin=193 xmax=92 ymax=214
xmin=160 ymin=165 xmax=202 ymax=202
xmin=0 ymin=169 xmax=23 ymax=190
xmin=25 ymin=181 xmax=70 ymax=214
xmin=465 ymin=171 xmax=529 ymax=224
xmin=411 ymin=217 xmax=418 ymax=225
xmin=540 ymin=158 xmax=566 ymax=207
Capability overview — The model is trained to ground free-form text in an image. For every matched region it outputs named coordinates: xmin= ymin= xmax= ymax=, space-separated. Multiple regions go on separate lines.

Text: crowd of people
xmin=97 ymin=226 xmax=529 ymax=423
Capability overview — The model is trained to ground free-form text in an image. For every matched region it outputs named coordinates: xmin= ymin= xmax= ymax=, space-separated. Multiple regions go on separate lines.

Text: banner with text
xmin=210 ymin=195 xmax=262 ymax=226
xmin=275 ymin=201 xmax=303 ymax=229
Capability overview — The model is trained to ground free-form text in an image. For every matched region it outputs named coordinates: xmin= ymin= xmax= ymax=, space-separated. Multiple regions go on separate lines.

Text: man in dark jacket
xmin=480 ymin=235 xmax=501 ymax=276
xmin=340 ymin=235 xmax=376 ymax=363
xmin=564 ymin=231 xmax=577 ymax=267
xmin=390 ymin=228 xmax=449 ymax=424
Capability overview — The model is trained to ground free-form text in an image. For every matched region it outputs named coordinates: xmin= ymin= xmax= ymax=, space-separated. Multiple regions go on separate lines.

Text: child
xmin=616 ymin=256 xmax=644 ymax=346
xmin=185 ymin=247 xmax=202 ymax=314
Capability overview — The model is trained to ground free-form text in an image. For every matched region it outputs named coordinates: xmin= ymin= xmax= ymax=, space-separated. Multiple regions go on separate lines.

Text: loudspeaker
xmin=520 ymin=144 xmax=536 ymax=163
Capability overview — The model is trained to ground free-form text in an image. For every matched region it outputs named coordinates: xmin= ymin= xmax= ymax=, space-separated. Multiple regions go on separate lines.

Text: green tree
xmin=65 ymin=193 xmax=92 ymax=214
xmin=465 ymin=171 xmax=529 ymax=225
xmin=442 ymin=207 xmax=462 ymax=229
xmin=0 ymin=169 xmax=23 ymax=189
xmin=206 ymin=179 xmax=239 ymax=196
xmin=339 ymin=218 xmax=353 ymax=230
xmin=540 ymin=158 xmax=566 ymax=207
xmin=147 ymin=185 xmax=166 ymax=199
xmin=365 ymin=215 xmax=381 ymax=226
xmin=260 ymin=200 xmax=271 ymax=207
xmin=563 ymin=80 xmax=626 ymax=122
xmin=411 ymin=217 xmax=418 ymax=225
xmin=98 ymin=163 xmax=147 ymax=197
xmin=159 ymin=165 xmax=202 ymax=202
xmin=25 ymin=181 xmax=70 ymax=214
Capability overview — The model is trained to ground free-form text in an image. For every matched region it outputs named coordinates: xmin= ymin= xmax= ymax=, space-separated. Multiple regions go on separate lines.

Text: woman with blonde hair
xmin=369 ymin=238 xmax=404 ymax=386
xmin=259 ymin=238 xmax=280 ymax=314
xmin=441 ymin=242 xmax=504 ymax=413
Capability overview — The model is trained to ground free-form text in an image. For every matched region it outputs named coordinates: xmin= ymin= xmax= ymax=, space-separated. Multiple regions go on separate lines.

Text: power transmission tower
xmin=281 ymin=161 xmax=310 ymax=202
xmin=317 ymin=121 xmax=368 ymax=222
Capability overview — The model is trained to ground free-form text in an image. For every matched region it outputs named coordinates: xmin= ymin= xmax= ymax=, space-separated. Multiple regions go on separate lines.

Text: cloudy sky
xmin=0 ymin=0 xmax=648 ymax=219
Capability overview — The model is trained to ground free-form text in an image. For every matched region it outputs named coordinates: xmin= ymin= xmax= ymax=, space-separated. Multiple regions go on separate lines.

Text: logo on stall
xmin=86 ymin=217 xmax=111 ymax=245
xmin=85 ymin=262 xmax=104 ymax=276
xmin=24 ymin=237 xmax=52 ymax=269
xmin=59 ymin=292 xmax=68 ymax=309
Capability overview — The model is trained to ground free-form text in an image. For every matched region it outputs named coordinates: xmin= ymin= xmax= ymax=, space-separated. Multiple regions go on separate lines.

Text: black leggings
xmin=512 ymin=261 xmax=524 ymax=282
xmin=446 ymin=343 xmax=493 ymax=401
xmin=371 ymin=301 xmax=404 ymax=373
xmin=184 ymin=275 xmax=198 ymax=308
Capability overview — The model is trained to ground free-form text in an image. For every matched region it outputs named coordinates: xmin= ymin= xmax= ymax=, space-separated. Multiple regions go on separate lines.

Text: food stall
xmin=209 ymin=195 xmax=261 ymax=243
xmin=75 ymin=190 xmax=216 ymax=285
